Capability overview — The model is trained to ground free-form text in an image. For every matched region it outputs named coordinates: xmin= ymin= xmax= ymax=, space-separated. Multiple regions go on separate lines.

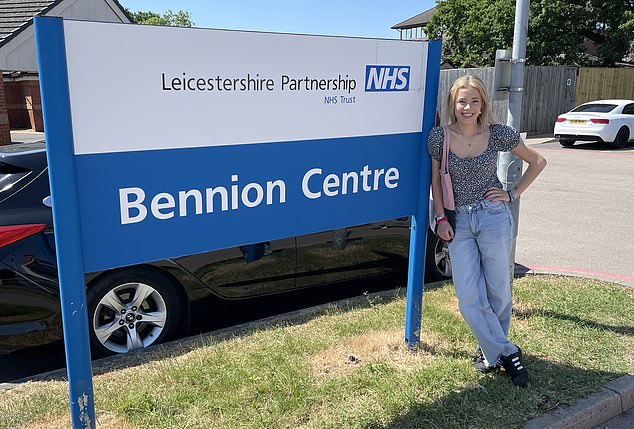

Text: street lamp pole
xmin=498 ymin=0 xmax=530 ymax=283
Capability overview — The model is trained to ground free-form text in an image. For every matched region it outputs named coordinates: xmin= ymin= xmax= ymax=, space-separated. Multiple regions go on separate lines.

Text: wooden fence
xmin=576 ymin=68 xmax=634 ymax=105
xmin=438 ymin=66 xmax=577 ymax=135
xmin=522 ymin=66 xmax=577 ymax=134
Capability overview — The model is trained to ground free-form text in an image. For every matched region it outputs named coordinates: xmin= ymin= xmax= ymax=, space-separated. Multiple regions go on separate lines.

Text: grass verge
xmin=1 ymin=275 xmax=632 ymax=429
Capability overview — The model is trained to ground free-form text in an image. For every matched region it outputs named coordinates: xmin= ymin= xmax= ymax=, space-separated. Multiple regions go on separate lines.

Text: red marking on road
xmin=526 ymin=265 xmax=634 ymax=283
xmin=535 ymin=147 xmax=634 ymax=158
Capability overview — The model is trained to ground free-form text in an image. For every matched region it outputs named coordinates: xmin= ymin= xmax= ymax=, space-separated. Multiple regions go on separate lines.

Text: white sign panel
xmin=63 ymin=21 xmax=427 ymax=154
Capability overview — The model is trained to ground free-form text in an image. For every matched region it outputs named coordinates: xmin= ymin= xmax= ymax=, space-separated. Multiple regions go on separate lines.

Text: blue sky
xmin=120 ymin=1 xmax=437 ymax=39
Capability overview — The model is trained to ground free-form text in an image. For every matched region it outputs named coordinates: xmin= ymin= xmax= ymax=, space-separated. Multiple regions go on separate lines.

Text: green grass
xmin=0 ymin=275 xmax=632 ymax=429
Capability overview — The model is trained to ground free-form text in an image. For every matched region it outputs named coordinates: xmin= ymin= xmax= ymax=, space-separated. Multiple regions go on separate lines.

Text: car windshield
xmin=571 ymin=104 xmax=617 ymax=113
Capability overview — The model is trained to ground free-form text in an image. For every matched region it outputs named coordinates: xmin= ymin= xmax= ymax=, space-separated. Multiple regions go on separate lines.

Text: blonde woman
xmin=427 ymin=75 xmax=546 ymax=387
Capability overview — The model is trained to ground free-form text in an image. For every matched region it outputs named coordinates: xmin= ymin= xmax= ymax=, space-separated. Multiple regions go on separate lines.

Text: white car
xmin=554 ymin=99 xmax=634 ymax=148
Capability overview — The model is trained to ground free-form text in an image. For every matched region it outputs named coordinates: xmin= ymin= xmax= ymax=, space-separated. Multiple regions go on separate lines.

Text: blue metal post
xmin=34 ymin=17 xmax=96 ymax=428
xmin=404 ymin=40 xmax=442 ymax=349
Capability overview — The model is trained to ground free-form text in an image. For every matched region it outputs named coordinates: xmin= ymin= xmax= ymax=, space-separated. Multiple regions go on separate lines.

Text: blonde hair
xmin=446 ymin=75 xmax=492 ymax=128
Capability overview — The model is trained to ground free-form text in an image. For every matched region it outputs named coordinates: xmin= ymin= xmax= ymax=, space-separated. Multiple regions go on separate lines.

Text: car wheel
xmin=425 ymin=229 xmax=452 ymax=282
xmin=613 ymin=127 xmax=629 ymax=149
xmin=559 ymin=139 xmax=575 ymax=147
xmin=87 ymin=267 xmax=183 ymax=356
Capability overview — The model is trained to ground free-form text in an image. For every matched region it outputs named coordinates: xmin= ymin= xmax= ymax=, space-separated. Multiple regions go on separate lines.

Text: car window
xmin=0 ymin=162 xmax=32 ymax=202
xmin=571 ymin=104 xmax=617 ymax=113
xmin=622 ymin=104 xmax=634 ymax=115
xmin=175 ymin=237 xmax=297 ymax=298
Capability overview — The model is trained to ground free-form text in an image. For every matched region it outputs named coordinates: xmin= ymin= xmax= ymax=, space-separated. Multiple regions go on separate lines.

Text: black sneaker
xmin=474 ymin=347 xmax=501 ymax=373
xmin=500 ymin=348 xmax=529 ymax=387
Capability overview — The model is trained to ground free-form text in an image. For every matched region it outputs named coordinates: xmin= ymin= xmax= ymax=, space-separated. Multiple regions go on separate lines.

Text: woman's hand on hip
xmin=484 ymin=187 xmax=510 ymax=203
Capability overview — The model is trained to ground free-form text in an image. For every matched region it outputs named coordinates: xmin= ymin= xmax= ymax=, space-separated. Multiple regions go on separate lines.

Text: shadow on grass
xmin=366 ymin=356 xmax=623 ymax=429
xmin=513 ymin=307 xmax=634 ymax=337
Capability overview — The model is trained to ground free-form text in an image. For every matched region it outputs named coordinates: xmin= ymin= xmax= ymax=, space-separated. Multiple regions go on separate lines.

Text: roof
xmin=0 ymin=0 xmax=58 ymax=47
xmin=0 ymin=0 xmax=132 ymax=48
xmin=391 ymin=7 xmax=437 ymax=30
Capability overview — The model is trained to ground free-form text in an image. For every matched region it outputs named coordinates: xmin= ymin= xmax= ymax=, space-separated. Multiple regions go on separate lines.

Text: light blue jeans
xmin=448 ymin=199 xmax=518 ymax=366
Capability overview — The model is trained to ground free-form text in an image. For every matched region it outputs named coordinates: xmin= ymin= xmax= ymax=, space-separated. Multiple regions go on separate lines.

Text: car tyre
xmin=613 ymin=127 xmax=629 ymax=149
xmin=559 ymin=139 xmax=575 ymax=147
xmin=425 ymin=229 xmax=452 ymax=282
xmin=87 ymin=267 xmax=183 ymax=356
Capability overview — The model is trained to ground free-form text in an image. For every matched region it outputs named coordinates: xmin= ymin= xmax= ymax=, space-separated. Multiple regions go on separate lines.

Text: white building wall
xmin=0 ymin=0 xmax=129 ymax=71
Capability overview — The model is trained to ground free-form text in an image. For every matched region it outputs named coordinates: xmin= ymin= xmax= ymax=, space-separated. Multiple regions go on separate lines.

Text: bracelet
xmin=507 ymin=188 xmax=516 ymax=203
xmin=436 ymin=217 xmax=448 ymax=224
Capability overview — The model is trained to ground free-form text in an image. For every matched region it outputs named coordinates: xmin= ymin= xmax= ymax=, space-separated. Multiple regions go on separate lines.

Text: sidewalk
xmin=523 ymin=372 xmax=634 ymax=429
xmin=10 ymin=130 xmax=45 ymax=144
xmin=524 ymin=134 xmax=555 ymax=145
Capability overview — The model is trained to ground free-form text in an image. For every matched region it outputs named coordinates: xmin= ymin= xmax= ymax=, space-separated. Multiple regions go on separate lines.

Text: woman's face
xmin=454 ymin=87 xmax=482 ymax=127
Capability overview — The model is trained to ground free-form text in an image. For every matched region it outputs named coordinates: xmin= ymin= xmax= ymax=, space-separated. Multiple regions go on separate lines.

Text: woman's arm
xmin=431 ymin=158 xmax=445 ymax=217
xmin=485 ymin=142 xmax=546 ymax=202
xmin=509 ymin=142 xmax=547 ymax=197
xmin=431 ymin=158 xmax=454 ymax=241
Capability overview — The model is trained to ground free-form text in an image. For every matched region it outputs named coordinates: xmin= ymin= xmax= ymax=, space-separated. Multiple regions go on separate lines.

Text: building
xmin=0 ymin=0 xmax=131 ymax=145
xmin=391 ymin=7 xmax=437 ymax=41
xmin=391 ymin=7 xmax=454 ymax=69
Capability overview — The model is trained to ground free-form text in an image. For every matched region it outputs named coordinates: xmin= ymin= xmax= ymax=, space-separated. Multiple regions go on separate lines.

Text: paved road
xmin=517 ymin=138 xmax=634 ymax=287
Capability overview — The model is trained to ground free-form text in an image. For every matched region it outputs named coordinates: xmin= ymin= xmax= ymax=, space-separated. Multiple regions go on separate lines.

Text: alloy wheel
xmin=92 ymin=282 xmax=168 ymax=354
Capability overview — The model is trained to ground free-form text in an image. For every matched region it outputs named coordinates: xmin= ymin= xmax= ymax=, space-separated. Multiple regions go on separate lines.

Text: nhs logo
xmin=365 ymin=65 xmax=410 ymax=92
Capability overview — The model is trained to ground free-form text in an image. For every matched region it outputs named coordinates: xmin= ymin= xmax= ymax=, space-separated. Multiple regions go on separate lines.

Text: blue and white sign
xmin=36 ymin=17 xmax=440 ymax=428
xmin=52 ymin=21 xmax=437 ymax=272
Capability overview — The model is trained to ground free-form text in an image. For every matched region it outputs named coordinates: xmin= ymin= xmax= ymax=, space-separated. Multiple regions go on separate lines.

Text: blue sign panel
xmin=76 ymin=133 xmax=421 ymax=271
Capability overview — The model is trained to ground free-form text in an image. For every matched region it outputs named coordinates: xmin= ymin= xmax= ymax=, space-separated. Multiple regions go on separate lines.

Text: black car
xmin=0 ymin=142 xmax=451 ymax=356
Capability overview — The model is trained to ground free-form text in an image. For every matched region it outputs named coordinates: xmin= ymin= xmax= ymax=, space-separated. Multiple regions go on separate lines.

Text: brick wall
xmin=21 ymin=81 xmax=43 ymax=131
xmin=4 ymin=79 xmax=44 ymax=131
xmin=4 ymin=80 xmax=29 ymax=129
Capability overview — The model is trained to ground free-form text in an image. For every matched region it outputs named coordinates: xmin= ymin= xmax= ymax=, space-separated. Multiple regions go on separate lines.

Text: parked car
xmin=554 ymin=99 xmax=634 ymax=148
xmin=0 ymin=142 xmax=450 ymax=356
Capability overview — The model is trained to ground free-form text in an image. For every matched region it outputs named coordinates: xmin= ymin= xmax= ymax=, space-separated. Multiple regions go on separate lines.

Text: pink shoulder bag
xmin=441 ymin=126 xmax=455 ymax=210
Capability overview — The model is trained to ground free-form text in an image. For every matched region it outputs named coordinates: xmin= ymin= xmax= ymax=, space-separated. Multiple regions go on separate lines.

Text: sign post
xmin=34 ymin=17 xmax=95 ymax=428
xmin=35 ymin=18 xmax=440 ymax=427
xmin=404 ymin=40 xmax=441 ymax=348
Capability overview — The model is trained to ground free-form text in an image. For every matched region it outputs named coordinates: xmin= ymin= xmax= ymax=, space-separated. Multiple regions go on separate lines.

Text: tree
xmin=526 ymin=1 xmax=590 ymax=66
xmin=425 ymin=0 xmax=633 ymax=67
xmin=126 ymin=9 xmax=194 ymax=27
xmin=624 ymin=11 xmax=634 ymax=60
xmin=587 ymin=0 xmax=634 ymax=66
xmin=425 ymin=0 xmax=513 ymax=67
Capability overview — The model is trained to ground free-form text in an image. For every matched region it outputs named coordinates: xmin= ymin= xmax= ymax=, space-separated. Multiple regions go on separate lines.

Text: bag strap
xmin=441 ymin=125 xmax=450 ymax=174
